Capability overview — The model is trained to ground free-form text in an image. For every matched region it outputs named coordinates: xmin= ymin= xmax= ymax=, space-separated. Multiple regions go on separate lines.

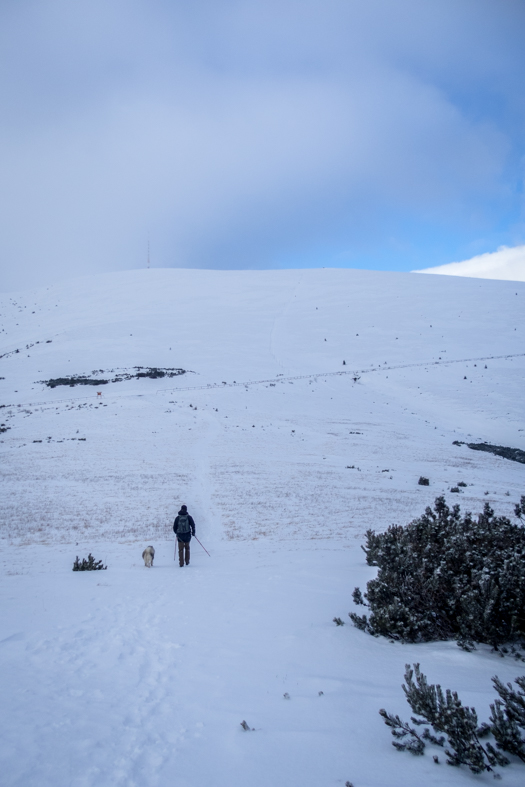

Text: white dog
xmin=142 ymin=545 xmax=155 ymax=567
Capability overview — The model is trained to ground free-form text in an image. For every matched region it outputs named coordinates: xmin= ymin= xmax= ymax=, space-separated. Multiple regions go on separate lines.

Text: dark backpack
xmin=177 ymin=514 xmax=191 ymax=535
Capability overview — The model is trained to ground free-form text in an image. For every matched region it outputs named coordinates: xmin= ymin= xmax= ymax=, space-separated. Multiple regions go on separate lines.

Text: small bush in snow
xmin=352 ymin=587 xmax=366 ymax=606
xmin=417 ymin=476 xmax=429 ymax=486
xmin=381 ymin=663 xmax=525 ymax=774
xmin=73 ymin=553 xmax=107 ymax=571
xmin=350 ymin=496 xmax=525 ymax=647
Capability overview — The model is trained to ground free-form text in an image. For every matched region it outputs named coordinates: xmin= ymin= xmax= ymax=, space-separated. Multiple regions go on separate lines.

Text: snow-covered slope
xmin=1 ymin=267 xmax=524 ymax=543
xmin=1 ymin=268 xmax=524 ymax=787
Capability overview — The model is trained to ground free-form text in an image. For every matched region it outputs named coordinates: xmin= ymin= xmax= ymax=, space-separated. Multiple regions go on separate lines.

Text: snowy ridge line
xmin=156 ymin=352 xmax=525 ymax=394
xmin=3 ymin=352 xmax=524 ymax=409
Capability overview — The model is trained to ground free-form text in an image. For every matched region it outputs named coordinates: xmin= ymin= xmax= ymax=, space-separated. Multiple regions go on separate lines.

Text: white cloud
xmin=414 ymin=245 xmax=525 ymax=282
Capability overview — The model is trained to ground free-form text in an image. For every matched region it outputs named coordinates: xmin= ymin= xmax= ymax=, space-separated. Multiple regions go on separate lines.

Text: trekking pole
xmin=194 ymin=535 xmax=211 ymax=557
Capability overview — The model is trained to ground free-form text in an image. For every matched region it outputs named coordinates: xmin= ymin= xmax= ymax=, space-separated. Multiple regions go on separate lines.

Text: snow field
xmin=0 ymin=267 xmax=524 ymax=785
xmin=1 ymin=362 xmax=523 ymax=544
xmin=2 ymin=540 xmax=524 ymax=787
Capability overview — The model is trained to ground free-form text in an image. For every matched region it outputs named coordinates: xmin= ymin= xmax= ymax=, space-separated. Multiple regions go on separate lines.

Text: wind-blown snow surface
xmin=1 ymin=268 xmax=524 ymax=786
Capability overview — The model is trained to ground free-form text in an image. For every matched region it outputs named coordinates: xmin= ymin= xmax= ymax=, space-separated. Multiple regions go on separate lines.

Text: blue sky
xmin=0 ymin=0 xmax=524 ymax=290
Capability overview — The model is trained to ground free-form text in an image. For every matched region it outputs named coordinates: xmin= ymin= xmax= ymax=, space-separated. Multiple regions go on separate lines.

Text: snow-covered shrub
xmin=350 ymin=496 xmax=525 ymax=646
xmin=381 ymin=663 xmax=525 ymax=774
xmin=72 ymin=553 xmax=107 ymax=571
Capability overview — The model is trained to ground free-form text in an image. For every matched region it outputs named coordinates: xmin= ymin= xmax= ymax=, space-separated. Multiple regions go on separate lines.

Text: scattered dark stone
xmin=450 ymin=487 xmax=460 ymax=493
xmin=453 ymin=441 xmax=525 ymax=465
xmin=457 ymin=481 xmax=467 ymax=487
xmin=418 ymin=476 xmax=429 ymax=486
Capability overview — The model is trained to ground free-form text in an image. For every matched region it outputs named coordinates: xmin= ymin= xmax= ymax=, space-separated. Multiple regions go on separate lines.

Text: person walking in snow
xmin=173 ymin=505 xmax=196 ymax=567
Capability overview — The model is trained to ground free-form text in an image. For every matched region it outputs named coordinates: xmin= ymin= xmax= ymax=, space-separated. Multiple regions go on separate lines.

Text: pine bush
xmin=350 ymin=496 xmax=525 ymax=646
xmin=72 ymin=553 xmax=107 ymax=571
xmin=490 ymin=675 xmax=525 ymax=762
xmin=381 ymin=663 xmax=525 ymax=774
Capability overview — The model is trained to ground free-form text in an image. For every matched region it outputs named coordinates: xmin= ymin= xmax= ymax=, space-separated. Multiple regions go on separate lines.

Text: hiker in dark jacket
xmin=173 ymin=505 xmax=196 ymax=567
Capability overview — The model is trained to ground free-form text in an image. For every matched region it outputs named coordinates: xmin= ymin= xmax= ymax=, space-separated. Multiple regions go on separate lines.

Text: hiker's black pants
xmin=178 ymin=539 xmax=190 ymax=566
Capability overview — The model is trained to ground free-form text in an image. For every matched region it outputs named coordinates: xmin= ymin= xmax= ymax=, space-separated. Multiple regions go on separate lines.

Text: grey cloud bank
xmin=0 ymin=0 xmax=524 ymax=291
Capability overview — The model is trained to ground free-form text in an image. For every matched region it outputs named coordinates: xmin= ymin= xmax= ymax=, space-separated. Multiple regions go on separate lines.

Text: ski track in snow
xmin=187 ymin=406 xmax=222 ymax=549
xmin=268 ymin=272 xmax=304 ymax=374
